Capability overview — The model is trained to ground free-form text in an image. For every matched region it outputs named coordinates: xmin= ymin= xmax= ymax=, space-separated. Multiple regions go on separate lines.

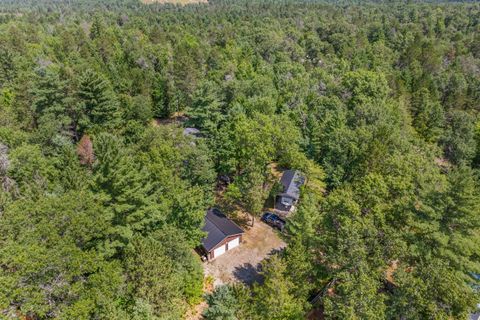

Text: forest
xmin=0 ymin=0 xmax=479 ymax=319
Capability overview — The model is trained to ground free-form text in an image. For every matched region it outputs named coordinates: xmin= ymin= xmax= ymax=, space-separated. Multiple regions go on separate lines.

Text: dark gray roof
xmin=201 ymin=208 xmax=244 ymax=252
xmin=279 ymin=170 xmax=305 ymax=200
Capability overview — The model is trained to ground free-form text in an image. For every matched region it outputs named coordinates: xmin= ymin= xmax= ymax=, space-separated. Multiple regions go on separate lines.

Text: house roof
xmin=201 ymin=208 xmax=244 ymax=252
xmin=279 ymin=170 xmax=305 ymax=200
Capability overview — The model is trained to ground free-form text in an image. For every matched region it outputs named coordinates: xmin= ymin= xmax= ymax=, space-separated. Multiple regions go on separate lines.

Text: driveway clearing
xmin=203 ymin=220 xmax=286 ymax=287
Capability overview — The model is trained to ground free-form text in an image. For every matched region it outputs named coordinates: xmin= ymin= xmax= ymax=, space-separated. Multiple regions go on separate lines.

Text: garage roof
xmin=201 ymin=208 xmax=244 ymax=252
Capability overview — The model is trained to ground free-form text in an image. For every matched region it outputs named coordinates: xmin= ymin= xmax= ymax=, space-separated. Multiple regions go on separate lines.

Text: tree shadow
xmin=233 ymin=262 xmax=262 ymax=286
xmin=233 ymin=249 xmax=285 ymax=286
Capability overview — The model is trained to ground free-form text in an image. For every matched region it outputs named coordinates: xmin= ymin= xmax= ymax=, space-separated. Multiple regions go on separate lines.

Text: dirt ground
xmin=203 ymin=220 xmax=286 ymax=287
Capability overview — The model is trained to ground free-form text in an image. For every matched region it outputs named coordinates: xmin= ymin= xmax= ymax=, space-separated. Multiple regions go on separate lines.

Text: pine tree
xmin=390 ymin=260 xmax=477 ymax=320
xmin=90 ymin=14 xmax=105 ymax=40
xmin=203 ymin=285 xmax=238 ymax=320
xmin=92 ymin=133 xmax=159 ymax=256
xmin=76 ymin=70 xmax=120 ymax=135
xmin=442 ymin=110 xmax=476 ymax=165
xmin=283 ymin=238 xmax=315 ymax=301
xmin=152 ymin=227 xmax=203 ymax=304
xmin=0 ymin=191 xmax=123 ymax=319
xmin=0 ymin=48 xmax=16 ymax=87
xmin=125 ymin=235 xmax=186 ymax=319
xmin=323 ymin=263 xmax=386 ymax=320
xmin=252 ymin=256 xmax=304 ymax=320
xmin=152 ymin=74 xmax=174 ymax=118
xmin=188 ymin=81 xmax=225 ymax=135
xmin=30 ymin=68 xmax=72 ymax=143
xmin=411 ymin=88 xmax=445 ymax=142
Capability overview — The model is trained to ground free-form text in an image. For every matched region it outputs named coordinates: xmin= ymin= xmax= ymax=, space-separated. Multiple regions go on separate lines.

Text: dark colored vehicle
xmin=261 ymin=212 xmax=286 ymax=231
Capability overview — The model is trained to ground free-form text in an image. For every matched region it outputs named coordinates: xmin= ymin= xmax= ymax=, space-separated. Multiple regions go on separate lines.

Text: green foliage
xmin=0 ymin=1 xmax=479 ymax=319
xmin=342 ymin=70 xmax=389 ymax=107
xmin=125 ymin=235 xmax=186 ymax=319
xmin=324 ymin=264 xmax=386 ymax=320
xmin=474 ymin=120 xmax=480 ymax=167
xmin=188 ymin=81 xmax=225 ymax=135
xmin=252 ymin=256 xmax=304 ymax=320
xmin=152 ymin=74 xmax=174 ymax=118
xmin=411 ymin=88 xmax=445 ymax=142
xmin=153 ymin=227 xmax=204 ymax=304
xmin=92 ymin=132 xmax=160 ymax=255
xmin=30 ymin=67 xmax=72 ymax=145
xmin=136 ymin=126 xmax=211 ymax=245
xmin=283 ymin=237 xmax=315 ymax=301
xmin=0 ymin=192 xmax=124 ymax=319
xmin=441 ymin=110 xmax=477 ymax=165
xmin=76 ymin=69 xmax=120 ymax=136
xmin=8 ymin=144 xmax=55 ymax=195
xmin=0 ymin=48 xmax=16 ymax=87
xmin=389 ymin=260 xmax=478 ymax=320
xmin=203 ymin=285 xmax=239 ymax=320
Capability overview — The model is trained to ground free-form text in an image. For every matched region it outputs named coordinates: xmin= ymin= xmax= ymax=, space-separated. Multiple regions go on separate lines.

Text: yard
xmin=203 ymin=220 xmax=286 ymax=287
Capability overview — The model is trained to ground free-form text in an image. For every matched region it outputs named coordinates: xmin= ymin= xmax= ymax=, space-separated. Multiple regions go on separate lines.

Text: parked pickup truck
xmin=261 ymin=212 xmax=286 ymax=231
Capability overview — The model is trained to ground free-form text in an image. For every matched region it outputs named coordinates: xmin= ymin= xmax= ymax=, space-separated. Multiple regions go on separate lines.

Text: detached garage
xmin=201 ymin=208 xmax=244 ymax=261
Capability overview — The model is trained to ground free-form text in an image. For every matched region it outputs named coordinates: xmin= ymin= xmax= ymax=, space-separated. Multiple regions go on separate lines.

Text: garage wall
xmin=209 ymin=234 xmax=242 ymax=259
xmin=227 ymin=237 xmax=239 ymax=250
xmin=213 ymin=244 xmax=226 ymax=258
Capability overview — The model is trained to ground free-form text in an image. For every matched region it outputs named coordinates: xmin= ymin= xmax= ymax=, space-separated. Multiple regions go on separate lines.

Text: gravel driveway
xmin=203 ymin=220 xmax=286 ymax=287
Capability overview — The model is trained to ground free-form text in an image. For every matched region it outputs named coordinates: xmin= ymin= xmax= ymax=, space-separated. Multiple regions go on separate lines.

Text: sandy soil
xmin=203 ymin=220 xmax=286 ymax=287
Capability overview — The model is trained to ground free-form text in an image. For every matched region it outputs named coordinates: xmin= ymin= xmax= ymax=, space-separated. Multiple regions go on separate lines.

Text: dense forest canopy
xmin=0 ymin=0 xmax=479 ymax=319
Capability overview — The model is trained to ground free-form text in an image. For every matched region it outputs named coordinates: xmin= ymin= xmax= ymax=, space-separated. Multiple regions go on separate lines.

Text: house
xmin=275 ymin=170 xmax=305 ymax=215
xmin=201 ymin=208 xmax=244 ymax=260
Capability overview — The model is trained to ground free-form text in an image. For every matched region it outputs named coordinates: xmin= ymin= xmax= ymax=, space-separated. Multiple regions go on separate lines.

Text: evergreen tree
xmin=411 ymin=88 xmax=445 ymax=142
xmin=323 ymin=263 xmax=386 ymax=320
xmin=152 ymin=74 xmax=174 ymax=118
xmin=76 ymin=70 xmax=120 ymax=136
xmin=0 ymin=192 xmax=123 ymax=319
xmin=90 ymin=14 xmax=105 ymax=40
xmin=283 ymin=237 xmax=315 ymax=301
xmin=30 ymin=68 xmax=72 ymax=144
xmin=0 ymin=1 xmax=479 ymax=319
xmin=125 ymin=235 xmax=186 ymax=319
xmin=203 ymin=285 xmax=239 ymax=320
xmin=252 ymin=256 xmax=304 ymax=320
xmin=188 ymin=81 xmax=225 ymax=135
xmin=92 ymin=133 xmax=159 ymax=255
xmin=153 ymin=226 xmax=204 ymax=304
xmin=442 ymin=110 xmax=477 ymax=165
xmin=0 ymin=48 xmax=16 ymax=87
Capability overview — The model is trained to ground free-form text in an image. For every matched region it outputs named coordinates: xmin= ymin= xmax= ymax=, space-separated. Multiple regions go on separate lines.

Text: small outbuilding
xmin=275 ymin=169 xmax=305 ymax=215
xmin=201 ymin=208 xmax=244 ymax=261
